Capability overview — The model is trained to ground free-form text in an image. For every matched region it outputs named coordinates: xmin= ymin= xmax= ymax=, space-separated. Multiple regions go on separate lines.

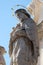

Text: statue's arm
xmin=9 ymin=27 xmax=27 ymax=56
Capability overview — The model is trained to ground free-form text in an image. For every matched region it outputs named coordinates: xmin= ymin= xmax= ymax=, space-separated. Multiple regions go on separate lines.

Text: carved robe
xmin=9 ymin=24 xmax=35 ymax=65
xmin=9 ymin=18 xmax=39 ymax=65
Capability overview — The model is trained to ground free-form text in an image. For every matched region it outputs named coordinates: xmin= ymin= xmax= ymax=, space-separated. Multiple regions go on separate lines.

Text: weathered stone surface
xmin=27 ymin=0 xmax=43 ymax=25
xmin=13 ymin=38 xmax=36 ymax=65
xmin=0 ymin=46 xmax=6 ymax=65
xmin=38 ymin=22 xmax=43 ymax=40
xmin=37 ymin=22 xmax=43 ymax=65
xmin=9 ymin=9 xmax=39 ymax=65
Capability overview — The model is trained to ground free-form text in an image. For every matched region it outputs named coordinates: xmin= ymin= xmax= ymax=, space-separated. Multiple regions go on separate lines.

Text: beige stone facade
xmin=37 ymin=22 xmax=43 ymax=65
xmin=9 ymin=10 xmax=39 ymax=65
xmin=27 ymin=0 xmax=43 ymax=25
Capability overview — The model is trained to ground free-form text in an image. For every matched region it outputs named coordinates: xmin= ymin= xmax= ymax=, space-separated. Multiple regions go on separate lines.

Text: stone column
xmin=0 ymin=46 xmax=6 ymax=65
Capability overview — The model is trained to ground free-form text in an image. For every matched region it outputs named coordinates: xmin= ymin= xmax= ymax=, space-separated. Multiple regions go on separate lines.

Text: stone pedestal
xmin=0 ymin=46 xmax=6 ymax=65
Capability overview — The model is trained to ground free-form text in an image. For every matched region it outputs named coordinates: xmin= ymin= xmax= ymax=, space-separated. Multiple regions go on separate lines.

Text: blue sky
xmin=0 ymin=0 xmax=31 ymax=65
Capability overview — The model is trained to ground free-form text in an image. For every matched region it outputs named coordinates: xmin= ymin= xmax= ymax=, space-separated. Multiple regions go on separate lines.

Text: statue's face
xmin=16 ymin=11 xmax=27 ymax=21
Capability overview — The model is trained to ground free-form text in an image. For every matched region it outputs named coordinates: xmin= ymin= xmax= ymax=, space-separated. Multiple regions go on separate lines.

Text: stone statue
xmin=9 ymin=9 xmax=39 ymax=65
xmin=0 ymin=46 xmax=6 ymax=65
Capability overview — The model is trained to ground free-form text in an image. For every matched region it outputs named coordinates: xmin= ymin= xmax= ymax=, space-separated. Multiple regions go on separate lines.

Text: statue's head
xmin=15 ymin=9 xmax=30 ymax=21
xmin=0 ymin=46 xmax=6 ymax=55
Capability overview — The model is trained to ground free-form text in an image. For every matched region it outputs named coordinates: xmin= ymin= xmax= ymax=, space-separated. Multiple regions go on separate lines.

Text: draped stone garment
xmin=9 ymin=19 xmax=39 ymax=65
xmin=13 ymin=37 xmax=36 ymax=65
xmin=22 ymin=18 xmax=39 ymax=61
xmin=9 ymin=28 xmax=38 ymax=65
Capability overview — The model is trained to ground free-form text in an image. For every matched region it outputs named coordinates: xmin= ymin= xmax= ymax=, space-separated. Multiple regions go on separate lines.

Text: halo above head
xmin=0 ymin=46 xmax=6 ymax=54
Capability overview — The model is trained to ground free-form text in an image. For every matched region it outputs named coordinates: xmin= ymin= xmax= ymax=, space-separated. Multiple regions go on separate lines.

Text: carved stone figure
xmin=0 ymin=46 xmax=6 ymax=65
xmin=9 ymin=9 xmax=39 ymax=65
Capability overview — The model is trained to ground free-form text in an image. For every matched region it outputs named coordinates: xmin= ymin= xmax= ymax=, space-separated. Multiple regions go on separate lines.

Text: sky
xmin=0 ymin=0 xmax=31 ymax=65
